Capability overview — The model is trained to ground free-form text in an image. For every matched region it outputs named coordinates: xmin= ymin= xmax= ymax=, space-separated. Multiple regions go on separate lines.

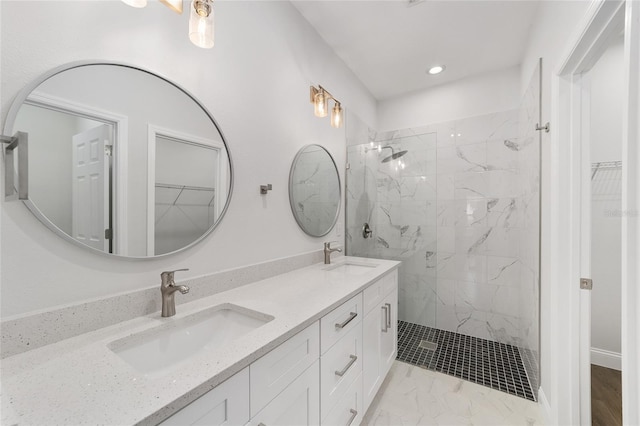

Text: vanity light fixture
xmin=189 ymin=0 xmax=215 ymax=49
xmin=121 ymin=0 xmax=215 ymax=49
xmin=331 ymin=102 xmax=343 ymax=128
xmin=160 ymin=0 xmax=183 ymax=14
xmin=310 ymin=85 xmax=343 ymax=128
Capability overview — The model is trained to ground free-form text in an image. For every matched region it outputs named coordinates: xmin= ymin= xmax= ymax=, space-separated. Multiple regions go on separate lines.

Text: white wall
xmin=519 ymin=0 xmax=594 ymax=421
xmin=377 ymin=66 xmax=521 ymax=132
xmin=590 ymin=37 xmax=624 ymax=368
xmin=0 ymin=1 xmax=376 ymax=317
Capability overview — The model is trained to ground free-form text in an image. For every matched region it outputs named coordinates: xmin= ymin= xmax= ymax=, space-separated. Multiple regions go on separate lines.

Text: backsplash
xmin=1 ymin=250 xmax=325 ymax=359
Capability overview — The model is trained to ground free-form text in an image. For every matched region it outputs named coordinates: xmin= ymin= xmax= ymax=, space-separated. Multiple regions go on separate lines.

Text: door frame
xmin=552 ymin=0 xmax=639 ymax=424
xmin=146 ymin=124 xmax=227 ymax=256
xmin=24 ymin=91 xmax=129 ymax=255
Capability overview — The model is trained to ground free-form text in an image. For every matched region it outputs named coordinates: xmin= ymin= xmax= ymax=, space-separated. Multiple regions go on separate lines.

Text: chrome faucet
xmin=324 ymin=242 xmax=342 ymax=265
xmin=160 ymin=268 xmax=190 ymax=317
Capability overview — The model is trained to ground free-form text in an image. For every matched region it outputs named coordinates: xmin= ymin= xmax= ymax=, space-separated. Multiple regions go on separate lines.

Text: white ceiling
xmin=292 ymin=0 xmax=540 ymax=100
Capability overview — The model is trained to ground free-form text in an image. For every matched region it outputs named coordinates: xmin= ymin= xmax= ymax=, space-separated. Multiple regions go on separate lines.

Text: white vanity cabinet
xmin=249 ymin=322 xmax=320 ymax=425
xmin=157 ymin=267 xmax=398 ymax=426
xmin=362 ymin=271 xmax=398 ymax=412
xmin=247 ymin=360 xmax=320 ymax=426
xmin=319 ymin=294 xmax=363 ymax=424
xmin=158 ymin=367 xmax=250 ymax=426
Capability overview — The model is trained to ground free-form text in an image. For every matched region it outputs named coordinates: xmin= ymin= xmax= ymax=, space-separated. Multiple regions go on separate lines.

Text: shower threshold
xmin=396 ymin=320 xmax=536 ymax=401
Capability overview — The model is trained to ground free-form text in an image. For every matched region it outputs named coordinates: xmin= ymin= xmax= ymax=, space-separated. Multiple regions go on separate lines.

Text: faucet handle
xmin=161 ymin=268 xmax=189 ymax=284
xmin=324 ymin=241 xmax=342 ymax=251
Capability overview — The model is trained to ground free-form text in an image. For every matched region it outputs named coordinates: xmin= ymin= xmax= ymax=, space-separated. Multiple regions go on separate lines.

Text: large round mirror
xmin=289 ymin=144 xmax=340 ymax=237
xmin=4 ymin=62 xmax=233 ymax=258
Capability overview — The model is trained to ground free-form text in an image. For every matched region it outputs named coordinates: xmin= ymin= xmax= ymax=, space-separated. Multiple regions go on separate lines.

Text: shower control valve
xmin=362 ymin=223 xmax=372 ymax=239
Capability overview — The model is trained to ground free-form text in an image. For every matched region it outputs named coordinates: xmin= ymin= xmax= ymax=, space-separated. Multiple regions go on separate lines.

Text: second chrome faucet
xmin=161 ymin=268 xmax=190 ymax=317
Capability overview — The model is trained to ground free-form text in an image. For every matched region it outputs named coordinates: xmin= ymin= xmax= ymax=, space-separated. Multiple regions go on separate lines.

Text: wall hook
xmin=535 ymin=122 xmax=550 ymax=133
xmin=260 ymin=184 xmax=273 ymax=195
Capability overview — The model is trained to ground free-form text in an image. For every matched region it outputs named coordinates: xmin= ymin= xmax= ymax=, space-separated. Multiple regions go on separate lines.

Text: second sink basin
xmin=108 ymin=303 xmax=274 ymax=376
xmin=324 ymin=260 xmax=379 ymax=275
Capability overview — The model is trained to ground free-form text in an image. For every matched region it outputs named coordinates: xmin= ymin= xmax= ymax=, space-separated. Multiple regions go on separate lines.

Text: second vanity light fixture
xmin=310 ymin=85 xmax=343 ymax=128
xmin=121 ymin=0 xmax=214 ymax=49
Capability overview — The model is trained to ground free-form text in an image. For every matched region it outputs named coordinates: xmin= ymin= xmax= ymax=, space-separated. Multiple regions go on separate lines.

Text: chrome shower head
xmin=381 ymin=149 xmax=408 ymax=163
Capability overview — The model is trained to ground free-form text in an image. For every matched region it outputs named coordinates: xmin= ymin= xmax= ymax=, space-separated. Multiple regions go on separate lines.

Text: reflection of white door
xmin=71 ymin=124 xmax=110 ymax=251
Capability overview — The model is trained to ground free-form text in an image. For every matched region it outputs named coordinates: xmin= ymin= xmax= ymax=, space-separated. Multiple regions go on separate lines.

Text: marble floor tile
xmin=362 ymin=361 xmax=545 ymax=426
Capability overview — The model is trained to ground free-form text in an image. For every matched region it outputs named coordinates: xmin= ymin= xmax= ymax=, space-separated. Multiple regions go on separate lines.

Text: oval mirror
xmin=4 ymin=62 xmax=233 ymax=258
xmin=289 ymin=144 xmax=341 ymax=237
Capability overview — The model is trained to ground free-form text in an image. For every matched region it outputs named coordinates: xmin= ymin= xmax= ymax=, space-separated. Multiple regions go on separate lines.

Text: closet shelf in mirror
xmin=155 ymin=183 xmax=216 ymax=207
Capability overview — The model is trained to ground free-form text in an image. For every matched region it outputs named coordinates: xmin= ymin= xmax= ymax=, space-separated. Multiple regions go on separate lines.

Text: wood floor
xmin=592 ymin=364 xmax=622 ymax=426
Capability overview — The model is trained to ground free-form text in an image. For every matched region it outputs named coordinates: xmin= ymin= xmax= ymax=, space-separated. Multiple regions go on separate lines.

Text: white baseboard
xmin=538 ymin=387 xmax=552 ymax=425
xmin=591 ymin=347 xmax=622 ymax=371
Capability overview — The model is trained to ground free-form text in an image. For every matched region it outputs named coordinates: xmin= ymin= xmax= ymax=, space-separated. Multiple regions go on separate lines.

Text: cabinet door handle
xmin=335 ymin=312 xmax=358 ymax=329
xmin=258 ymin=424 xmax=266 ymax=426
xmin=335 ymin=354 xmax=358 ymax=377
xmin=347 ymin=409 xmax=358 ymax=426
xmin=385 ymin=302 xmax=392 ymax=329
xmin=381 ymin=305 xmax=388 ymax=332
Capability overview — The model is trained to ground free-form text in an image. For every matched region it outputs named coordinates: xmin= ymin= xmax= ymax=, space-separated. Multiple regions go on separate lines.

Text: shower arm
xmin=365 ymin=145 xmax=395 ymax=154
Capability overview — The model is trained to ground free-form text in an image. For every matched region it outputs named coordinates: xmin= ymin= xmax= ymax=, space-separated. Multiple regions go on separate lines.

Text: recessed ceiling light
xmin=427 ymin=65 xmax=446 ymax=75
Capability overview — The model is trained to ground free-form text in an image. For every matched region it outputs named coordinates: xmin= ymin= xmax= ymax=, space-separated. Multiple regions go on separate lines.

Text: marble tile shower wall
xmin=347 ymin=133 xmax=438 ymax=328
xmin=347 ymin=109 xmax=534 ymax=348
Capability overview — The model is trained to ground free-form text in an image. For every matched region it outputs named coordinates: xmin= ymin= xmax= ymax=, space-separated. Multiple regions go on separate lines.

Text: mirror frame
xmin=288 ymin=144 xmax=341 ymax=237
xmin=3 ymin=60 xmax=234 ymax=259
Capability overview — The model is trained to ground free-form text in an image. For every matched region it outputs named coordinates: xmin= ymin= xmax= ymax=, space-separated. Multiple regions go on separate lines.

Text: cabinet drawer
xmin=363 ymin=271 xmax=397 ymax=315
xmin=248 ymin=360 xmax=320 ymax=426
xmin=321 ymin=372 xmax=362 ymax=426
xmin=159 ymin=367 xmax=249 ymax=426
xmin=320 ymin=293 xmax=362 ymax=354
xmin=320 ymin=321 xmax=362 ymax=420
xmin=250 ymin=322 xmax=320 ymax=417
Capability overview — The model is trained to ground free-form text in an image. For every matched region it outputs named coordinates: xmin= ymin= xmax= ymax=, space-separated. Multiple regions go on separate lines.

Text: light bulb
xmin=331 ymin=102 xmax=343 ymax=128
xmin=121 ymin=0 xmax=147 ymax=7
xmin=189 ymin=0 xmax=214 ymax=48
xmin=314 ymin=90 xmax=328 ymax=117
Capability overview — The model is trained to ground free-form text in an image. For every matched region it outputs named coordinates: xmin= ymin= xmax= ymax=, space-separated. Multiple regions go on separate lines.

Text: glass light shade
xmin=314 ymin=90 xmax=328 ymax=117
xmin=189 ymin=0 xmax=214 ymax=49
xmin=121 ymin=0 xmax=147 ymax=7
xmin=330 ymin=102 xmax=343 ymax=128
xmin=160 ymin=0 xmax=183 ymax=13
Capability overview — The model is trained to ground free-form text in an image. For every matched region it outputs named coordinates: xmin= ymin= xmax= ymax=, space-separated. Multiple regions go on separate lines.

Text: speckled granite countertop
xmin=1 ymin=257 xmax=400 ymax=426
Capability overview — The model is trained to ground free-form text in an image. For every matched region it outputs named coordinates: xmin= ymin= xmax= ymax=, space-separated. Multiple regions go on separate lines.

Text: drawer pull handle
xmin=258 ymin=424 xmax=266 ymax=426
xmin=385 ymin=302 xmax=392 ymax=328
xmin=347 ymin=409 xmax=358 ymax=426
xmin=335 ymin=312 xmax=358 ymax=329
xmin=335 ymin=354 xmax=358 ymax=377
xmin=381 ymin=305 xmax=388 ymax=332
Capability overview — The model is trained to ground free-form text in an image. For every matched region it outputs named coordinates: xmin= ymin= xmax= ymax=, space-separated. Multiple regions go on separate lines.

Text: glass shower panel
xmin=346 ymin=132 xmax=437 ymax=328
xmin=516 ymin=58 xmax=542 ymax=395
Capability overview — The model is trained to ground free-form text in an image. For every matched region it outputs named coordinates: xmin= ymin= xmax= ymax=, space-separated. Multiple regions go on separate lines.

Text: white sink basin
xmin=108 ymin=304 xmax=273 ymax=376
xmin=324 ymin=260 xmax=379 ymax=275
